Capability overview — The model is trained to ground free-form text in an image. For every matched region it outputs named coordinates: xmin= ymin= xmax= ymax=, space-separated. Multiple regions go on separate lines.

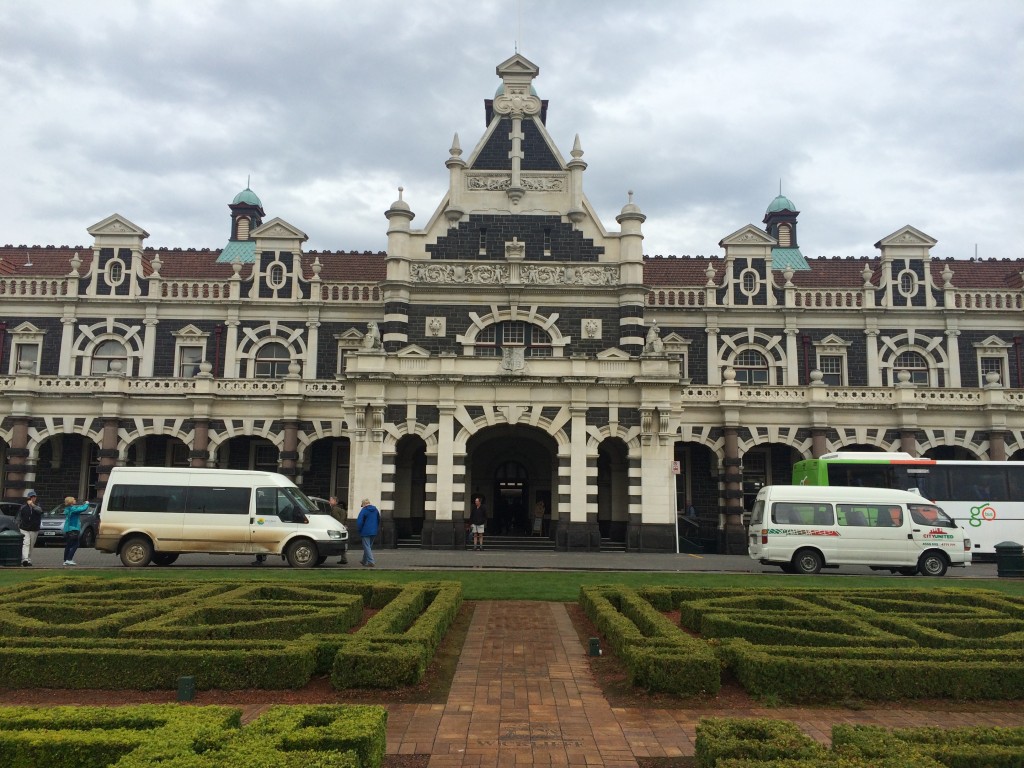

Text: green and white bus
xmin=792 ymin=451 xmax=1024 ymax=558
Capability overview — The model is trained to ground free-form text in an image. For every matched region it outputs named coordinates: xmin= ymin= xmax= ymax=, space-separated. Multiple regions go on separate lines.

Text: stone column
xmin=945 ymin=329 xmax=961 ymax=387
xmin=811 ymin=427 xmax=829 ymax=458
xmin=899 ymin=429 xmax=918 ymax=456
xmin=96 ymin=418 xmax=120 ymax=498
xmin=190 ymin=419 xmax=210 ymax=468
xmin=988 ymin=431 xmax=1007 ymax=461
xmin=3 ymin=416 xmax=31 ymax=500
xmin=723 ymin=427 xmax=745 ymax=554
xmin=424 ymin=405 xmax=456 ymax=549
xmin=279 ymin=420 xmax=299 ymax=482
xmin=865 ymin=329 xmax=881 ymax=386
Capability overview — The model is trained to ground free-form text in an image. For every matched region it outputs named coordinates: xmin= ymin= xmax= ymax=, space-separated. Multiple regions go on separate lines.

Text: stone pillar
xmin=945 ymin=329 xmax=961 ymax=387
xmin=96 ymin=418 xmax=120 ymax=498
xmin=190 ymin=419 xmax=210 ymax=468
xmin=865 ymin=329 xmax=881 ymax=386
xmin=422 ymin=405 xmax=457 ymax=549
xmin=558 ymin=407 xmax=600 ymax=551
xmin=140 ymin=317 xmax=158 ymax=377
xmin=811 ymin=427 xmax=829 ymax=458
xmin=279 ymin=420 xmax=299 ymax=482
xmin=899 ymin=430 xmax=918 ymax=456
xmin=723 ymin=427 xmax=745 ymax=554
xmin=988 ymin=431 xmax=1007 ymax=461
xmin=3 ymin=416 xmax=31 ymax=500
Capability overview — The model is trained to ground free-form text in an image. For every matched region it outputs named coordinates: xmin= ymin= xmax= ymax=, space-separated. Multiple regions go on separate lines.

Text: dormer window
xmin=107 ymin=259 xmax=124 ymax=286
xmin=267 ymin=263 xmax=286 ymax=289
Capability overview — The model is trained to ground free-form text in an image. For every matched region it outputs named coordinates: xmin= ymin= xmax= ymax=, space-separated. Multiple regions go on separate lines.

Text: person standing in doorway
xmin=16 ymin=489 xmax=43 ymax=567
xmin=329 ymin=495 xmax=349 ymax=565
xmin=62 ymin=496 xmax=91 ymax=566
xmin=469 ymin=495 xmax=487 ymax=551
xmin=357 ymin=498 xmax=380 ymax=567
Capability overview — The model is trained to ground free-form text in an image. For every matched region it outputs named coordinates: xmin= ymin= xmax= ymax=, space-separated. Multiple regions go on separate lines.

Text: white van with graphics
xmin=96 ymin=467 xmax=348 ymax=568
xmin=748 ymin=485 xmax=971 ymax=576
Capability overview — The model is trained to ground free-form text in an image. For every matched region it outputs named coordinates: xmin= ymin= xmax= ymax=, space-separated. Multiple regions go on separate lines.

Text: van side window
xmin=186 ymin=486 xmax=251 ymax=514
xmin=909 ymin=504 xmax=956 ymax=527
xmin=839 ymin=504 xmax=903 ymax=527
xmin=771 ymin=503 xmax=834 ymax=525
xmin=837 ymin=505 xmax=869 ymax=526
xmin=106 ymin=484 xmax=187 ymax=513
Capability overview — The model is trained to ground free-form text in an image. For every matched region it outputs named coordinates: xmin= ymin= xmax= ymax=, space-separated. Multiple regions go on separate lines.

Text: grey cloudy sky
xmin=1 ymin=0 xmax=1021 ymax=260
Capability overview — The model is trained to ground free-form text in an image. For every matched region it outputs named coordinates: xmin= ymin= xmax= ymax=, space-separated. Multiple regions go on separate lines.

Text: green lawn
xmin=2 ymin=568 xmax=1022 ymax=601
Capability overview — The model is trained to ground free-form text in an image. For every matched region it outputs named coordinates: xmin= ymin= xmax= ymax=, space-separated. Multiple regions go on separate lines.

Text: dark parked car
xmin=0 ymin=501 xmax=23 ymax=517
xmin=37 ymin=502 xmax=100 ymax=548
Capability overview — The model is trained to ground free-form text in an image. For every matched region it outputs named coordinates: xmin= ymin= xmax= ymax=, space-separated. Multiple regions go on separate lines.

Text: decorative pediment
xmin=874 ymin=225 xmax=937 ymax=249
xmin=496 ymin=53 xmax=540 ymax=79
xmin=973 ymin=335 xmax=1012 ymax=350
xmin=662 ymin=332 xmax=691 ymax=354
xmin=87 ymin=214 xmax=150 ymax=242
xmin=335 ymin=328 xmax=366 ymax=344
xmin=814 ymin=333 xmax=851 ymax=350
xmin=596 ymin=347 xmax=631 ymax=360
xmin=8 ymin=321 xmax=44 ymax=338
xmin=396 ymin=344 xmax=430 ymax=357
xmin=172 ymin=324 xmax=209 ymax=339
xmin=251 ymin=217 xmax=309 ymax=242
xmin=718 ymin=225 xmax=776 ymax=247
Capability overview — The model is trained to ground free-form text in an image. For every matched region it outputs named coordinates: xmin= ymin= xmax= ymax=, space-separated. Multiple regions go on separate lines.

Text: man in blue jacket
xmin=356 ymin=498 xmax=380 ymax=567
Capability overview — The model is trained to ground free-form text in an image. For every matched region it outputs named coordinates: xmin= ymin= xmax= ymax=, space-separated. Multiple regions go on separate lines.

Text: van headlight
xmin=328 ymin=529 xmax=345 ymax=539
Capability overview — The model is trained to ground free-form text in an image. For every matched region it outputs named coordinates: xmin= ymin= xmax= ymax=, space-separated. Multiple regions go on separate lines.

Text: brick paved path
xmin=385 ymin=601 xmax=1024 ymax=767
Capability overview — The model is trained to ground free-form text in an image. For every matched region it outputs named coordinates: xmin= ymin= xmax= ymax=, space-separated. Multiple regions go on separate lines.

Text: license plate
xmin=41 ymin=531 xmax=57 ymax=536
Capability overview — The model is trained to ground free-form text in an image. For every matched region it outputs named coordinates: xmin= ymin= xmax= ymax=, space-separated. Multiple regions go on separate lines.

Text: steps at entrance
xmin=395 ymin=535 xmax=629 ymax=552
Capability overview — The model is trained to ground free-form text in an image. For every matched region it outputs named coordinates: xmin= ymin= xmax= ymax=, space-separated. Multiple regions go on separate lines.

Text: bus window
xmin=827 ymin=464 xmax=892 ymax=488
xmin=1009 ymin=469 xmax=1024 ymax=501
xmin=905 ymin=467 xmax=949 ymax=499
xmin=948 ymin=466 xmax=1009 ymax=501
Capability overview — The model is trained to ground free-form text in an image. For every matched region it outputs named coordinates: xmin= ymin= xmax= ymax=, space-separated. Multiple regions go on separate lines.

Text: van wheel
xmin=918 ymin=552 xmax=948 ymax=577
xmin=792 ymin=548 xmax=823 ymax=575
xmin=80 ymin=527 xmax=96 ymax=548
xmin=285 ymin=539 xmax=318 ymax=568
xmin=120 ymin=536 xmax=153 ymax=568
xmin=152 ymin=553 xmax=179 ymax=566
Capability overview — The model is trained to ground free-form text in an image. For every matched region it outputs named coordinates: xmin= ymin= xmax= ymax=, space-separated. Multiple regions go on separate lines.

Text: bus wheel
xmin=792 ymin=548 xmax=823 ymax=575
xmin=286 ymin=538 xmax=318 ymax=568
xmin=918 ymin=552 xmax=948 ymax=577
xmin=119 ymin=536 xmax=153 ymax=568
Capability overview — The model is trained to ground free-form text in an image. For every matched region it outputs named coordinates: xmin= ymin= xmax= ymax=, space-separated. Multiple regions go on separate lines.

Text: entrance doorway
xmin=466 ymin=425 xmax=556 ymax=538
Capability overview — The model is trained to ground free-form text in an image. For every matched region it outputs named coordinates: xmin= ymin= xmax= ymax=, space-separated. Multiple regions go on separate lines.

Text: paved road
xmin=11 ymin=540 xmax=1003 ymax=578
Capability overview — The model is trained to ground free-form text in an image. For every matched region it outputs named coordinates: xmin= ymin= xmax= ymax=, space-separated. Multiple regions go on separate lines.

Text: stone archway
xmin=465 ymin=425 xmax=557 ymax=539
xmin=394 ymin=435 xmax=427 ymax=538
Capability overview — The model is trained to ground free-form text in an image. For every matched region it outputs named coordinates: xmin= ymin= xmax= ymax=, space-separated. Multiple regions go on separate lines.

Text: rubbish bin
xmin=0 ymin=529 xmax=24 ymax=567
xmin=994 ymin=541 xmax=1024 ymax=578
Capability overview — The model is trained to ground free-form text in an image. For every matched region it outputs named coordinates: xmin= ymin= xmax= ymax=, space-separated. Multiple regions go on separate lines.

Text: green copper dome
xmin=766 ymin=194 xmax=796 ymax=214
xmin=232 ymin=187 xmax=262 ymax=206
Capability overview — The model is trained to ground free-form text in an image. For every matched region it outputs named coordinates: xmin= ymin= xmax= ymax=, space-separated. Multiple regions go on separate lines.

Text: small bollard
xmin=588 ymin=637 xmax=602 ymax=656
xmin=177 ymin=675 xmax=196 ymax=702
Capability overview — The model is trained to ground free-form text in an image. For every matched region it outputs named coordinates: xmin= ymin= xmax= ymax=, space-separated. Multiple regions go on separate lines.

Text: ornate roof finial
xmin=571 ymin=134 xmax=584 ymax=159
xmin=449 ymin=133 xmax=462 ymax=157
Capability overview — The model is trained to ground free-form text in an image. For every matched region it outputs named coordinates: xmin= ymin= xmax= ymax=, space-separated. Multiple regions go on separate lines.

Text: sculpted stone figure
xmin=362 ymin=321 xmax=383 ymax=350
xmin=644 ymin=323 xmax=664 ymax=354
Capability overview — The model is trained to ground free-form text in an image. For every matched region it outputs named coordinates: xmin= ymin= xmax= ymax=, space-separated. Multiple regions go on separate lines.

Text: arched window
xmin=267 ymin=263 xmax=285 ymax=289
xmin=894 ymin=351 xmax=928 ymax=384
xmin=733 ymin=349 xmax=769 ymax=385
xmin=91 ymin=339 xmax=128 ymax=375
xmin=474 ymin=321 xmax=552 ymax=358
xmin=254 ymin=342 xmax=291 ymax=378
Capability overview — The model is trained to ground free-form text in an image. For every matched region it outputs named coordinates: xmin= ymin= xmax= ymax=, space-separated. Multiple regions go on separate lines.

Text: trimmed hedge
xmin=0 ymin=704 xmax=385 ymax=768
xmin=0 ymin=577 xmax=462 ymax=692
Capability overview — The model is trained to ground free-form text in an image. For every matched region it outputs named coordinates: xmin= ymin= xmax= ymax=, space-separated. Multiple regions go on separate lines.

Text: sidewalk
xmin=385 ymin=601 xmax=1024 ymax=767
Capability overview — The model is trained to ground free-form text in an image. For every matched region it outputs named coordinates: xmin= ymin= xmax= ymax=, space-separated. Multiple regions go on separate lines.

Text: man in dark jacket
xmin=16 ymin=489 xmax=43 ymax=567
xmin=356 ymin=498 xmax=380 ymax=567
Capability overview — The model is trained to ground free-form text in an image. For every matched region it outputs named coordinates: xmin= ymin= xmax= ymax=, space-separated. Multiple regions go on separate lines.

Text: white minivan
xmin=748 ymin=485 xmax=971 ymax=576
xmin=95 ymin=467 xmax=348 ymax=568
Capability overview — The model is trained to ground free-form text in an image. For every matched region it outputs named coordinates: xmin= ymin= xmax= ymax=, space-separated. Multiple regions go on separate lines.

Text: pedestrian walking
xmin=62 ymin=496 xmax=91 ymax=566
xmin=329 ymin=495 xmax=349 ymax=565
xmin=16 ymin=489 xmax=43 ymax=567
xmin=469 ymin=495 xmax=487 ymax=550
xmin=357 ymin=497 xmax=380 ymax=567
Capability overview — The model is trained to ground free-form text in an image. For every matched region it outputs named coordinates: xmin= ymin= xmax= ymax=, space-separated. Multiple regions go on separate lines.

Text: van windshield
xmin=909 ymin=503 xmax=957 ymax=528
xmin=287 ymin=488 xmax=319 ymax=515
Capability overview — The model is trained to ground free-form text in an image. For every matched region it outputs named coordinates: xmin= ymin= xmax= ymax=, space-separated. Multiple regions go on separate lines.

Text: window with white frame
xmin=254 ymin=342 xmax=291 ymax=378
xmin=177 ymin=345 xmax=204 ymax=378
xmin=733 ymin=349 xmax=769 ymax=385
xmin=91 ymin=339 xmax=128 ymax=375
xmin=473 ymin=321 xmax=552 ymax=358
xmin=818 ymin=354 xmax=844 ymax=386
xmin=980 ymin=356 xmax=1005 ymax=386
xmin=893 ymin=350 xmax=929 ymax=385
xmin=12 ymin=342 xmax=39 ymax=374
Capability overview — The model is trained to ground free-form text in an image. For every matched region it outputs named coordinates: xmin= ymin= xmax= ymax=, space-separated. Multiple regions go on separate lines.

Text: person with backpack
xmin=356 ymin=498 xmax=380 ymax=567
xmin=16 ymin=489 xmax=43 ymax=567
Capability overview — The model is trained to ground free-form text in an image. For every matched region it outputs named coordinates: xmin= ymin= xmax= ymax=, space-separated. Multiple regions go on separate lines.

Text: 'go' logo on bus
xmin=969 ymin=503 xmax=997 ymax=527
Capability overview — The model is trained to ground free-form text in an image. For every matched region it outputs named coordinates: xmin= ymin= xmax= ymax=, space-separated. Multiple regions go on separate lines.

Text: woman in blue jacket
xmin=62 ymin=496 xmax=91 ymax=566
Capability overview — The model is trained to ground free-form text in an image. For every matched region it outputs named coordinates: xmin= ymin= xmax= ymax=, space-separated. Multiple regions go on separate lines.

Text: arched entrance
xmin=466 ymin=425 xmax=556 ymax=540
xmin=596 ymin=438 xmax=628 ymax=541
xmin=125 ymin=435 xmax=190 ymax=467
xmin=394 ymin=435 xmax=427 ymax=538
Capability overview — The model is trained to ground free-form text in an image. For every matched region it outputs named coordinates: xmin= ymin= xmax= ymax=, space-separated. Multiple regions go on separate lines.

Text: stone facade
xmin=2 ymin=54 xmax=1024 ymax=554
